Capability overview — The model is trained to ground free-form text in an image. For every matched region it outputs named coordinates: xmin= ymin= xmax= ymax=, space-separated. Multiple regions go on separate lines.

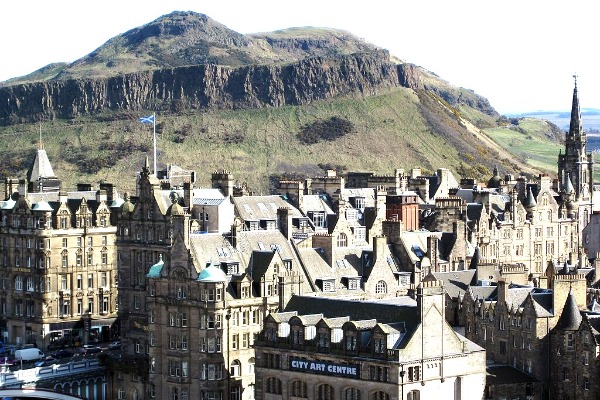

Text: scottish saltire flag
xmin=139 ymin=114 xmax=155 ymax=124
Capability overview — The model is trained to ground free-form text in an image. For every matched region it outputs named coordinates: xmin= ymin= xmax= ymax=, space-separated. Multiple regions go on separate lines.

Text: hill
xmin=0 ymin=11 xmax=563 ymax=193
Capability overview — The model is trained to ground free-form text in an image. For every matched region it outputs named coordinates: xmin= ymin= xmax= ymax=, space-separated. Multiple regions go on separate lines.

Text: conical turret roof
xmin=555 ymin=290 xmax=582 ymax=331
xmin=524 ymin=187 xmax=537 ymax=209
xmin=564 ymin=174 xmax=574 ymax=195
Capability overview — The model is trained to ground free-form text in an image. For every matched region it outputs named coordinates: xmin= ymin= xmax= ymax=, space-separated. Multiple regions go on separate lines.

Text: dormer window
xmin=374 ymin=337 xmax=385 ymax=354
xmin=291 ymin=328 xmax=303 ymax=345
xmin=321 ymin=279 xmax=335 ymax=293
xmin=345 ymin=334 xmax=357 ymax=351
xmin=317 ymin=331 xmax=330 ymax=350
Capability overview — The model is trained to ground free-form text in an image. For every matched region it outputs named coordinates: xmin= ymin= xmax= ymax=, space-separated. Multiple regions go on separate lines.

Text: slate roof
xmin=27 ymin=148 xmax=57 ymax=181
xmin=486 ymin=365 xmax=539 ymax=385
xmin=433 ymin=270 xmax=477 ymax=298
xmin=233 ymin=195 xmax=303 ymax=221
xmin=585 ymin=314 xmax=600 ymax=344
xmin=284 ymin=295 xmax=419 ymax=325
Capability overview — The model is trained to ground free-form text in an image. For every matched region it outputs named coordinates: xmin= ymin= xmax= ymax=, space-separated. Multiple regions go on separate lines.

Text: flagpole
xmin=153 ymin=112 xmax=157 ymax=176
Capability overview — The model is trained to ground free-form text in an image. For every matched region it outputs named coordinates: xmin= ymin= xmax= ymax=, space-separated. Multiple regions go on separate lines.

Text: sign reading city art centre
xmin=290 ymin=358 xmax=360 ymax=378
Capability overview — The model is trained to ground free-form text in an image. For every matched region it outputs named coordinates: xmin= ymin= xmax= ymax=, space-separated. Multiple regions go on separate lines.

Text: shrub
xmin=297 ymin=116 xmax=355 ymax=144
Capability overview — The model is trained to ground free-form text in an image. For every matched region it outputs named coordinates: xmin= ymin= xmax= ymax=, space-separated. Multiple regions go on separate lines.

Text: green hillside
xmin=0 ymin=87 xmax=563 ymax=194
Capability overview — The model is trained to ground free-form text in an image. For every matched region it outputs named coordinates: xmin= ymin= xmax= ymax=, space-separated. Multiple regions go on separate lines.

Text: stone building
xmin=255 ymin=280 xmax=486 ymax=400
xmin=461 ymin=271 xmax=587 ymax=397
xmin=113 ymin=161 xmax=312 ymax=400
xmin=0 ymin=146 xmax=119 ymax=349
xmin=549 ymin=291 xmax=600 ymax=399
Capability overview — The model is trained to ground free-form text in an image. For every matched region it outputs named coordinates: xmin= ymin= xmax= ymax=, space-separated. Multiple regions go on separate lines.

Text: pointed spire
xmin=568 ymin=74 xmax=583 ymax=138
xmin=555 ymin=290 xmax=582 ymax=331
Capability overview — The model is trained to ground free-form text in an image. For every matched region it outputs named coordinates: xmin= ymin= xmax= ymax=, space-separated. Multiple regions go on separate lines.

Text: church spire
xmin=568 ymin=74 xmax=583 ymax=138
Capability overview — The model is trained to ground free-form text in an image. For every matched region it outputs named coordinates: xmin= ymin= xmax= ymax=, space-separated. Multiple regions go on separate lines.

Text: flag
xmin=139 ymin=114 xmax=155 ymax=124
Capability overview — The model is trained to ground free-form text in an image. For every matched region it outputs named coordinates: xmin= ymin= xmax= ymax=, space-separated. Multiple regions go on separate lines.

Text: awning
xmin=91 ymin=318 xmax=117 ymax=328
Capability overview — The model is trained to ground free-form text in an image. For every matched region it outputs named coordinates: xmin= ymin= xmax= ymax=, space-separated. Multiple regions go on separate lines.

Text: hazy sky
xmin=1 ymin=0 xmax=596 ymax=114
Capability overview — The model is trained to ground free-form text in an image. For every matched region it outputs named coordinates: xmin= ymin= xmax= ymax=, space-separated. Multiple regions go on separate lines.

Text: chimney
xmin=59 ymin=191 xmax=68 ymax=204
xmin=277 ymin=207 xmax=293 ymax=239
xmin=184 ymin=181 xmax=193 ymax=209
xmin=427 ymin=235 xmax=439 ymax=272
xmin=96 ymin=190 xmax=107 ymax=203
xmin=99 ymin=183 xmax=115 ymax=203
xmin=373 ymin=236 xmax=387 ymax=263
xmin=497 ymin=279 xmax=508 ymax=304
xmin=18 ymin=179 xmax=27 ymax=197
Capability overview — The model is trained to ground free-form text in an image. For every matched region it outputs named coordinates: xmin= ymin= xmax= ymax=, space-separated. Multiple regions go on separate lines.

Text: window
xmin=566 ymin=333 xmax=574 ymax=349
xmin=407 ymin=390 xmax=420 ymax=400
xmin=266 ymin=377 xmax=282 ymax=394
xmin=317 ymin=384 xmax=334 ymax=400
xmin=346 ymin=335 xmax=357 ymax=351
xmin=370 ymin=366 xmax=389 ymax=382
xmin=345 ymin=387 xmax=361 ymax=400
xmin=230 ymin=360 xmax=241 ymax=377
xmin=371 ymin=392 xmax=389 ymax=400
xmin=374 ymin=337 xmax=385 ymax=354
xmin=408 ymin=366 xmax=420 ymax=382
xmin=15 ymin=276 xmax=23 ymax=291
xmin=118 ymin=387 xmax=125 ymax=400
xmin=375 ymin=280 xmax=387 ymax=294
xmin=337 ymin=233 xmax=348 ymax=247
xmin=291 ymin=380 xmax=308 ymax=398
xmin=563 ymin=368 xmax=570 ymax=381
xmin=77 ymin=274 xmax=83 ymax=290
xmin=201 ymin=363 xmax=223 ymax=380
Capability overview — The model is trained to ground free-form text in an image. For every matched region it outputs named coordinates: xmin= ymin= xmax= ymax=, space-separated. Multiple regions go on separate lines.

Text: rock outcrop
xmin=0 ymin=51 xmax=427 ymax=125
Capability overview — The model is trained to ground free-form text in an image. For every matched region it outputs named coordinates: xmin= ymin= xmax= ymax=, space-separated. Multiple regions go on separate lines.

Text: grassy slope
xmin=484 ymin=118 xmax=563 ymax=176
xmin=0 ymin=87 xmax=464 ymax=194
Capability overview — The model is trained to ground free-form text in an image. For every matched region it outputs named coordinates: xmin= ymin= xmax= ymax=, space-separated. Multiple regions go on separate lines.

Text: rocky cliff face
xmin=0 ymin=51 xmax=426 ymax=125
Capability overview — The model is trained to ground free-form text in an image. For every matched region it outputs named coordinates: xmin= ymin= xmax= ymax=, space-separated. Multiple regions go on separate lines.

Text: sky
xmin=1 ymin=0 xmax=597 ymax=114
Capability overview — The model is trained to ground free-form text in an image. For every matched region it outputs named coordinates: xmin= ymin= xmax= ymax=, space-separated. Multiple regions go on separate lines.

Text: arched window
xmin=337 ymin=233 xmax=347 ymax=247
xmin=117 ymin=387 xmax=125 ymax=400
xmin=131 ymin=389 xmax=139 ymax=400
xmin=375 ymin=280 xmax=387 ymax=294
xmin=266 ymin=377 xmax=282 ymax=394
xmin=345 ymin=387 xmax=361 ymax=400
xmin=371 ymin=391 xmax=389 ymax=400
xmin=230 ymin=360 xmax=241 ymax=377
xmin=291 ymin=380 xmax=308 ymax=398
xmin=248 ymin=357 xmax=255 ymax=374
xmin=317 ymin=384 xmax=334 ymax=400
